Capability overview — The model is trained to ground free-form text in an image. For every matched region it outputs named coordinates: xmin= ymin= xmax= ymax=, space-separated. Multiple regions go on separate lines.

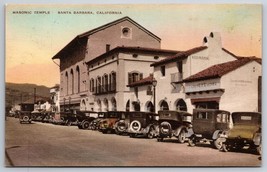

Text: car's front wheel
xmin=213 ymin=138 xmax=223 ymax=150
xmin=82 ymin=121 xmax=90 ymax=129
xmin=147 ymin=127 xmax=155 ymax=139
xmin=188 ymin=136 xmax=197 ymax=147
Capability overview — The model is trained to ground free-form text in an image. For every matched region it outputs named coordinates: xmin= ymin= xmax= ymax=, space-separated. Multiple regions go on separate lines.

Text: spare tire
xmin=23 ymin=116 xmax=29 ymax=122
xmin=130 ymin=120 xmax=141 ymax=132
xmin=160 ymin=121 xmax=171 ymax=135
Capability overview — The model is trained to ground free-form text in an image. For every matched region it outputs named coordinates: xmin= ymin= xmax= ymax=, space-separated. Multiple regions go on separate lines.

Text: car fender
xmin=212 ymin=130 xmax=222 ymax=140
xmin=174 ymin=126 xmax=187 ymax=137
xmin=253 ymin=133 xmax=261 ymax=146
xmin=186 ymin=128 xmax=194 ymax=138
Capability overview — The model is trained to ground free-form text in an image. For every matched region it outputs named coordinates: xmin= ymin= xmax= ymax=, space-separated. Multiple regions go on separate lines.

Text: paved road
xmin=5 ymin=117 xmax=261 ymax=167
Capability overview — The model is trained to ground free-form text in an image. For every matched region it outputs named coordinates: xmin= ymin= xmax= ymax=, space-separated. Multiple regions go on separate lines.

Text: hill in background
xmin=6 ymin=82 xmax=51 ymax=109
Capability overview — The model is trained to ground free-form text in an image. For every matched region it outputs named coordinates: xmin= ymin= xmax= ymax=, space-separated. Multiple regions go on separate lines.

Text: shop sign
xmin=185 ymin=80 xmax=220 ymax=92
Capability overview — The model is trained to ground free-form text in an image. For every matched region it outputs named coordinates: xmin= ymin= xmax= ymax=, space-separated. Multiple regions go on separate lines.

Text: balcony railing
xmin=171 ymin=72 xmax=183 ymax=83
xmin=93 ymin=83 xmax=116 ymax=95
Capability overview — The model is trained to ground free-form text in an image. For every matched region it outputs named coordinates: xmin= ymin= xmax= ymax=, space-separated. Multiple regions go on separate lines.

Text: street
xmin=5 ymin=117 xmax=261 ymax=167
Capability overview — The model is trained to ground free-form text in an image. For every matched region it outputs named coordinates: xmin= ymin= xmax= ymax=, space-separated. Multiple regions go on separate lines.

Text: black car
xmin=60 ymin=111 xmax=78 ymax=126
xmin=19 ymin=111 xmax=32 ymax=124
xmin=114 ymin=112 xmax=131 ymax=135
xmin=157 ymin=110 xmax=192 ymax=143
xmin=89 ymin=112 xmax=107 ymax=130
xmin=76 ymin=110 xmax=98 ymax=129
xmin=188 ymin=109 xmax=231 ymax=149
xmin=127 ymin=112 xmax=159 ymax=139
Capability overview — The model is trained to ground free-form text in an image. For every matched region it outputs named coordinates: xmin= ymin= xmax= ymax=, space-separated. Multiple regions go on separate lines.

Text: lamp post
xmin=68 ymin=97 xmax=71 ymax=111
xmin=63 ymin=98 xmax=66 ymax=112
xmin=152 ymin=79 xmax=157 ymax=113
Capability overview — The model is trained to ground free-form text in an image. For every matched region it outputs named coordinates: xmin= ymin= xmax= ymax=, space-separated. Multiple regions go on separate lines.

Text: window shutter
xmin=139 ymin=73 xmax=143 ymax=80
xmin=128 ymin=73 xmax=132 ymax=85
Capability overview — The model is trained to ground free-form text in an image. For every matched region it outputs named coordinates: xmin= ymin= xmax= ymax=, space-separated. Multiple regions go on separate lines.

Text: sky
xmin=5 ymin=4 xmax=262 ymax=87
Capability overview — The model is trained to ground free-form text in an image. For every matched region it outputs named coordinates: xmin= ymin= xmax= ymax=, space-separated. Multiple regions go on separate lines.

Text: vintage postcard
xmin=5 ymin=4 xmax=262 ymax=167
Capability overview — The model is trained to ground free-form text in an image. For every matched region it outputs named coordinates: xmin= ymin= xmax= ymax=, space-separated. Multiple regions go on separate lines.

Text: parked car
xmin=221 ymin=112 xmax=261 ymax=155
xmin=157 ymin=110 xmax=192 ymax=143
xmin=98 ymin=111 xmax=126 ymax=134
xmin=60 ymin=111 xmax=78 ymax=126
xmin=89 ymin=112 xmax=107 ymax=130
xmin=127 ymin=112 xmax=159 ymax=139
xmin=76 ymin=110 xmax=98 ymax=130
xmin=188 ymin=109 xmax=231 ymax=149
xmin=19 ymin=111 xmax=32 ymax=124
xmin=114 ymin=112 xmax=131 ymax=135
xmin=31 ymin=110 xmax=43 ymax=122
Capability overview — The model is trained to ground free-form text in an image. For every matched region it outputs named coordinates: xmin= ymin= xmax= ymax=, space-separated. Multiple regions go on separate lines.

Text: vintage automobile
xmin=76 ymin=110 xmax=98 ymax=130
xmin=31 ymin=110 xmax=43 ymax=122
xmin=127 ymin=112 xmax=159 ymax=139
xmin=188 ymin=109 xmax=231 ymax=149
xmin=114 ymin=112 xmax=131 ymax=135
xmin=98 ymin=111 xmax=126 ymax=134
xmin=89 ymin=112 xmax=107 ymax=130
xmin=157 ymin=110 xmax=192 ymax=143
xmin=19 ymin=111 xmax=32 ymax=124
xmin=221 ymin=112 xmax=261 ymax=155
xmin=60 ymin=111 xmax=79 ymax=126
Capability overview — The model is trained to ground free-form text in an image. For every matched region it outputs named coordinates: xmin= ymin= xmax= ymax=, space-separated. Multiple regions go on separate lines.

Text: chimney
xmin=202 ymin=32 xmax=222 ymax=49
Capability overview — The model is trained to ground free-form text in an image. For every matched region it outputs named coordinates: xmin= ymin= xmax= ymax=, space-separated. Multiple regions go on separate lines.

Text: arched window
xmin=146 ymin=101 xmax=154 ymax=112
xmin=103 ymin=74 xmax=108 ymax=93
xmin=175 ymin=99 xmax=187 ymax=111
xmin=111 ymin=97 xmax=117 ymax=111
xmin=110 ymin=72 xmax=116 ymax=92
xmin=97 ymin=76 xmax=101 ymax=94
xmin=90 ymin=78 xmax=95 ymax=93
xmin=126 ymin=100 xmax=130 ymax=112
xmin=65 ymin=71 xmax=68 ymax=95
xmin=70 ymin=69 xmax=74 ymax=94
xmin=76 ymin=66 xmax=80 ymax=93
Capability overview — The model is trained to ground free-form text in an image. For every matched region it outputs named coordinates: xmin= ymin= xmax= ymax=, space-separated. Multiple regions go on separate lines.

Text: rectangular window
xmin=160 ymin=66 xmax=165 ymax=77
xmin=106 ymin=44 xmax=110 ymax=52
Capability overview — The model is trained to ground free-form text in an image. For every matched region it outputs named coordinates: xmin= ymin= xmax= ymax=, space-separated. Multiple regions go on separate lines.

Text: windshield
xmin=232 ymin=113 xmax=261 ymax=125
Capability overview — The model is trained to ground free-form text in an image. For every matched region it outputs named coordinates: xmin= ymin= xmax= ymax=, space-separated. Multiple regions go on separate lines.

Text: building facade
xmin=52 ymin=16 xmax=162 ymax=111
xmin=52 ymin=17 xmax=261 ymax=114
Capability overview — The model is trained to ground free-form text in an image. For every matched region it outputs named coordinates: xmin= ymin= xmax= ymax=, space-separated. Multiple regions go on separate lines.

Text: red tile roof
xmin=127 ymin=75 xmax=154 ymax=87
xmin=86 ymin=46 xmax=179 ymax=65
xmin=222 ymin=48 xmax=261 ymax=64
xmin=150 ymin=46 xmax=208 ymax=67
xmin=183 ymin=58 xmax=255 ymax=83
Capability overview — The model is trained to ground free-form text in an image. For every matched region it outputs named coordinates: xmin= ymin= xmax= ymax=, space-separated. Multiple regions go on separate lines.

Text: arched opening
xmin=145 ymin=101 xmax=154 ymax=112
xmin=126 ymin=100 xmax=130 ymax=112
xmin=96 ymin=76 xmax=101 ymax=94
xmin=103 ymin=98 xmax=109 ymax=112
xmin=175 ymin=99 xmax=187 ymax=111
xmin=70 ymin=69 xmax=74 ymax=94
xmin=133 ymin=102 xmax=140 ymax=111
xmin=81 ymin=99 xmax=86 ymax=111
xmin=111 ymin=97 xmax=117 ymax=111
xmin=97 ymin=99 xmax=102 ymax=112
xmin=159 ymin=100 xmax=169 ymax=110
xmin=65 ymin=71 xmax=68 ymax=95
xmin=76 ymin=66 xmax=80 ymax=93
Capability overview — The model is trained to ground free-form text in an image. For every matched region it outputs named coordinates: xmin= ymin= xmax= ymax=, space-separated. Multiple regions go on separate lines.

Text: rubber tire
xmin=256 ymin=143 xmax=262 ymax=155
xmin=177 ymin=129 xmax=186 ymax=143
xmin=157 ymin=137 xmax=164 ymax=142
xmin=82 ymin=121 xmax=90 ymax=129
xmin=188 ymin=136 xmax=197 ymax=147
xmin=147 ymin=128 xmax=154 ymax=139
xmin=213 ymin=138 xmax=223 ymax=150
